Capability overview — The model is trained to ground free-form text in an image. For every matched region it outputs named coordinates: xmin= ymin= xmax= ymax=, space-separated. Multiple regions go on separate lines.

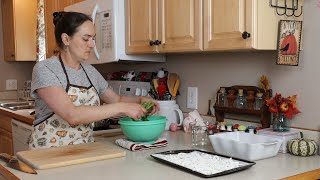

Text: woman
xmin=29 ymin=11 xmax=159 ymax=149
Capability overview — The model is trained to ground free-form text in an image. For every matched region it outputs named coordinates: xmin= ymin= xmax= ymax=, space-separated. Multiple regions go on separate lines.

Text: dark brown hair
xmin=53 ymin=12 xmax=92 ymax=49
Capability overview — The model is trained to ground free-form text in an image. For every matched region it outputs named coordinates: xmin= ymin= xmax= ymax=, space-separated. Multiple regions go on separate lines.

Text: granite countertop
xmin=1 ymin=131 xmax=319 ymax=180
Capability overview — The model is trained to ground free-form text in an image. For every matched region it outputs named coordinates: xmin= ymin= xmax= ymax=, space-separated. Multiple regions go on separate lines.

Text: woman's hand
xmin=118 ymin=102 xmax=148 ymax=120
xmin=140 ymin=97 xmax=160 ymax=115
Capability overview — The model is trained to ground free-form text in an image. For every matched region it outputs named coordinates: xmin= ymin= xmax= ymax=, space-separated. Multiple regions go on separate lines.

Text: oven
xmin=93 ymin=80 xmax=150 ymax=135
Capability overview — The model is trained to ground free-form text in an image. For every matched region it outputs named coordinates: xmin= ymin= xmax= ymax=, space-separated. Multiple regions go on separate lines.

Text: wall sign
xmin=277 ymin=20 xmax=302 ymax=66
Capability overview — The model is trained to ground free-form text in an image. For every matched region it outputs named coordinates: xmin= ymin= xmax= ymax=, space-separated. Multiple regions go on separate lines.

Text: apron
xmin=29 ymin=57 xmax=100 ymax=149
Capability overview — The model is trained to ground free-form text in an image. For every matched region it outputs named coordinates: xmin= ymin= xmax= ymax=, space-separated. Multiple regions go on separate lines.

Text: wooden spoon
xmin=172 ymin=79 xmax=180 ymax=99
xmin=167 ymin=73 xmax=178 ymax=96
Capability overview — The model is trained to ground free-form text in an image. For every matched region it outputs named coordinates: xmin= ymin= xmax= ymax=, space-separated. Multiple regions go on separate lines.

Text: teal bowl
xmin=118 ymin=115 xmax=167 ymax=142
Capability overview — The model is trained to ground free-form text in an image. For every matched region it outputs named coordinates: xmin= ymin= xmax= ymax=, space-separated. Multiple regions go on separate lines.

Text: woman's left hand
xmin=140 ymin=97 xmax=159 ymax=115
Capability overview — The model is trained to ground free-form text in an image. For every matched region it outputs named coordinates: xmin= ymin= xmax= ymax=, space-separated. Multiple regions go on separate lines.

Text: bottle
xmin=254 ymin=93 xmax=264 ymax=110
xmin=246 ymin=91 xmax=255 ymax=110
xmin=227 ymin=89 xmax=236 ymax=108
xmin=218 ymin=88 xmax=228 ymax=107
xmin=235 ymin=89 xmax=247 ymax=109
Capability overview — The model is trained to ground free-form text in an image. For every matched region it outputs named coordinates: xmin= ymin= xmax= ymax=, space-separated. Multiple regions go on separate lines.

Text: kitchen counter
xmin=1 ymin=131 xmax=319 ymax=180
xmin=0 ymin=101 xmax=34 ymax=125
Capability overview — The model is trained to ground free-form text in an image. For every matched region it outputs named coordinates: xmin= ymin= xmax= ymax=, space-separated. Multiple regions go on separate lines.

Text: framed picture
xmin=277 ymin=20 xmax=303 ymax=66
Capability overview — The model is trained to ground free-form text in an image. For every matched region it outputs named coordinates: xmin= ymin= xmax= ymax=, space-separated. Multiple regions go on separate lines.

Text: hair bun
xmin=53 ymin=12 xmax=65 ymax=26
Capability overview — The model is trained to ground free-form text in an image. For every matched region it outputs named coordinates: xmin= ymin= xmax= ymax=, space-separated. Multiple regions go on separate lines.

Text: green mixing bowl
xmin=118 ymin=115 xmax=167 ymax=142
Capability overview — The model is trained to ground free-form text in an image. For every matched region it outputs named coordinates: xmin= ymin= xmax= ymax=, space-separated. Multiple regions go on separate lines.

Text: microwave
xmin=65 ymin=0 xmax=165 ymax=64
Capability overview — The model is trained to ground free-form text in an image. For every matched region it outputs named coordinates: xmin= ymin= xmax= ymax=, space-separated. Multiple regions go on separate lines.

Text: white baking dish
xmin=209 ymin=131 xmax=282 ymax=161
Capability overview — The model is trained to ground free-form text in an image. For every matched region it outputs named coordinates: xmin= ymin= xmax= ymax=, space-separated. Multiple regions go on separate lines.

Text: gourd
xmin=287 ymin=132 xmax=318 ymax=157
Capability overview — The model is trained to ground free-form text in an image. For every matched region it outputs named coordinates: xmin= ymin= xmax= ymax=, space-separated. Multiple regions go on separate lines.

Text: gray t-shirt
xmin=31 ymin=56 xmax=108 ymax=125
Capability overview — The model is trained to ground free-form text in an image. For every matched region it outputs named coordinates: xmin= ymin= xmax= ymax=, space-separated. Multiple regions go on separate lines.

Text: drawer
xmin=0 ymin=114 xmax=12 ymax=132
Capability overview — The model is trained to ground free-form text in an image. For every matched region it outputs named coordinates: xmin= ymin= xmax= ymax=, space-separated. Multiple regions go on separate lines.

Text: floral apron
xmin=29 ymin=58 xmax=100 ymax=149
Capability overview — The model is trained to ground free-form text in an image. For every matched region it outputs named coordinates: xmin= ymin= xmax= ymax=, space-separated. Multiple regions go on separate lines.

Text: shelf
xmin=214 ymin=106 xmax=262 ymax=116
xmin=213 ymin=85 xmax=272 ymax=128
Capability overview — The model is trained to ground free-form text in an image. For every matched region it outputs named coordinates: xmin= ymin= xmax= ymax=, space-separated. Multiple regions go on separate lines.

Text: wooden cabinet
xmin=204 ymin=0 xmax=303 ymax=51
xmin=126 ymin=0 xmax=202 ymax=54
xmin=0 ymin=114 xmax=13 ymax=155
xmin=1 ymin=0 xmax=37 ymax=61
xmin=44 ymin=0 xmax=84 ymax=58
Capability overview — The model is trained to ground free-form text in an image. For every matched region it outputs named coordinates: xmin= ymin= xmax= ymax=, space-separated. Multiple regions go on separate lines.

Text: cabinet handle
xmin=242 ymin=32 xmax=251 ymax=39
xmin=149 ymin=40 xmax=162 ymax=46
xmin=11 ymin=54 xmax=15 ymax=57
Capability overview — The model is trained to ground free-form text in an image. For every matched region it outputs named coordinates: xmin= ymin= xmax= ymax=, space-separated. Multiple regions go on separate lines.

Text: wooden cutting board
xmin=16 ymin=142 xmax=126 ymax=170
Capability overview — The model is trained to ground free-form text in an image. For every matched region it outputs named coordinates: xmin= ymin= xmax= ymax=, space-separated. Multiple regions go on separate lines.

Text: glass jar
xmin=218 ymin=88 xmax=228 ymax=107
xmin=272 ymin=113 xmax=290 ymax=132
xmin=227 ymin=89 xmax=236 ymax=108
xmin=235 ymin=89 xmax=247 ymax=109
xmin=254 ymin=93 xmax=264 ymax=110
xmin=246 ymin=91 xmax=255 ymax=110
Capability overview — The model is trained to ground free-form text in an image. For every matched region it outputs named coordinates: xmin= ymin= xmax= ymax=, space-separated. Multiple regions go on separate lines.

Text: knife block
xmin=213 ymin=85 xmax=272 ymax=128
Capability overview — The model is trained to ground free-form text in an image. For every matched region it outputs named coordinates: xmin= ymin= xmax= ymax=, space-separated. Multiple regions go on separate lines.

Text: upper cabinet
xmin=44 ymin=0 xmax=84 ymax=58
xmin=1 ymin=0 xmax=37 ymax=61
xmin=204 ymin=0 xmax=303 ymax=51
xmin=126 ymin=0 xmax=203 ymax=54
xmin=127 ymin=0 xmax=303 ymax=53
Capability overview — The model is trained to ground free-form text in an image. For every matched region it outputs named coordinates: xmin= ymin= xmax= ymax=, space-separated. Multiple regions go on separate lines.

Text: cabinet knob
xmin=242 ymin=32 xmax=251 ymax=39
xmin=11 ymin=54 xmax=15 ymax=57
xmin=149 ymin=40 xmax=162 ymax=46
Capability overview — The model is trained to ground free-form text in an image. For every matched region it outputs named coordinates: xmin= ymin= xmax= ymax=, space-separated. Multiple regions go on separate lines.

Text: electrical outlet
xmin=6 ymin=79 xmax=17 ymax=90
xmin=187 ymin=87 xmax=198 ymax=109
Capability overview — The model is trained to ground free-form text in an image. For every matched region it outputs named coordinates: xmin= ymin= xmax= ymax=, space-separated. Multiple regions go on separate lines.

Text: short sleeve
xmin=30 ymin=62 xmax=63 ymax=98
xmin=93 ymin=68 xmax=108 ymax=96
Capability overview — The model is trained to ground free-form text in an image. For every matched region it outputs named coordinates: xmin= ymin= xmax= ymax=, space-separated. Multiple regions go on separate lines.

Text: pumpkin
xmin=280 ymin=34 xmax=298 ymax=55
xmin=287 ymin=132 xmax=318 ymax=157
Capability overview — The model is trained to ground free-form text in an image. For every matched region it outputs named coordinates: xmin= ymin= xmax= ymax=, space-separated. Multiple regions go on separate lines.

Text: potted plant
xmin=266 ymin=93 xmax=301 ymax=132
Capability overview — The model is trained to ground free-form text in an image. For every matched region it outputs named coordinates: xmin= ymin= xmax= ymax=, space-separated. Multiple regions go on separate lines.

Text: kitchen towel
xmin=115 ymin=138 xmax=168 ymax=151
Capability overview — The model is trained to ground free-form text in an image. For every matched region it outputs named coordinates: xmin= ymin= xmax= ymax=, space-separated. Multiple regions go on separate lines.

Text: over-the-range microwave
xmin=65 ymin=0 xmax=165 ymax=64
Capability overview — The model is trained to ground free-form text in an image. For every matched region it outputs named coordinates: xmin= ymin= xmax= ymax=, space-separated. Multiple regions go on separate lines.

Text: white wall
xmin=268 ymin=0 xmax=320 ymax=130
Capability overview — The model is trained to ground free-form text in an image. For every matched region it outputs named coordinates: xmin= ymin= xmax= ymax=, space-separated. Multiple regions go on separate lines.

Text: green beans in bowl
xmin=118 ymin=115 xmax=167 ymax=142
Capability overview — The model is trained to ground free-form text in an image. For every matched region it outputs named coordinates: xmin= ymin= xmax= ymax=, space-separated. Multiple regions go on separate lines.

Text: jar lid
xmin=256 ymin=92 xmax=263 ymax=98
xmin=238 ymin=89 xmax=243 ymax=96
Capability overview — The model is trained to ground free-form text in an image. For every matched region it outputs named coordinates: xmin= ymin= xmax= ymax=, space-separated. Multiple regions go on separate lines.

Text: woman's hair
xmin=53 ymin=12 xmax=92 ymax=49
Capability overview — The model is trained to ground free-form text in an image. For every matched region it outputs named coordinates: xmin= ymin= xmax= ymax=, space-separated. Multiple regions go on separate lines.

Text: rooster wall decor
xmin=277 ymin=20 xmax=302 ymax=66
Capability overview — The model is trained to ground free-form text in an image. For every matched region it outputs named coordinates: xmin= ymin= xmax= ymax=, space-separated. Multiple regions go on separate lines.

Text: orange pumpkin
xmin=280 ymin=34 xmax=297 ymax=55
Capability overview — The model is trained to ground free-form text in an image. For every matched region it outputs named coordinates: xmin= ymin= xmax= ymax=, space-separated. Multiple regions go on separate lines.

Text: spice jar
xmin=246 ymin=90 xmax=255 ymax=110
xmin=227 ymin=89 xmax=236 ymax=108
xmin=254 ymin=93 xmax=264 ymax=110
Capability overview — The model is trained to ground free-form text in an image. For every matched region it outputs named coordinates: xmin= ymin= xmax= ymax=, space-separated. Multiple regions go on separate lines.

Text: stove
xmin=93 ymin=80 xmax=150 ymax=134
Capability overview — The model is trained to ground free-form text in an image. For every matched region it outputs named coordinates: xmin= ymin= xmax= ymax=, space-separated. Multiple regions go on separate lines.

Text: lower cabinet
xmin=0 ymin=128 xmax=13 ymax=155
xmin=0 ymin=114 xmax=13 ymax=155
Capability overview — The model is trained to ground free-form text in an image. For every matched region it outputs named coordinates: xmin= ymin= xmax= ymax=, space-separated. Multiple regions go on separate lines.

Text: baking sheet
xmin=151 ymin=149 xmax=256 ymax=178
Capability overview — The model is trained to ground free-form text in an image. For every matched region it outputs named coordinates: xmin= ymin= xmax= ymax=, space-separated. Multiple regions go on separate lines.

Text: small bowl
xmin=118 ymin=115 xmax=167 ymax=142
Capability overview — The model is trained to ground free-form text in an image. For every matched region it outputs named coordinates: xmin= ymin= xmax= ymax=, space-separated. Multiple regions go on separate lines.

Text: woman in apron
xmin=29 ymin=12 xmax=159 ymax=149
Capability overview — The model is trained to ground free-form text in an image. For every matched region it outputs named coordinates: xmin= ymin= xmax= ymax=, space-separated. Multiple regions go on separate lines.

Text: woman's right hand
xmin=118 ymin=102 xmax=147 ymax=120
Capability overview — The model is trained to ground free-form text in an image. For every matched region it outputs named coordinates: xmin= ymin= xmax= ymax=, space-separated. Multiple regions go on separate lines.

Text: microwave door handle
xmin=92 ymin=4 xmax=100 ymax=60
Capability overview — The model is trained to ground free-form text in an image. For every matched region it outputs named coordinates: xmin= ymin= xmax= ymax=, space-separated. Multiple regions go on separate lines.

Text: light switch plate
xmin=187 ymin=87 xmax=198 ymax=109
